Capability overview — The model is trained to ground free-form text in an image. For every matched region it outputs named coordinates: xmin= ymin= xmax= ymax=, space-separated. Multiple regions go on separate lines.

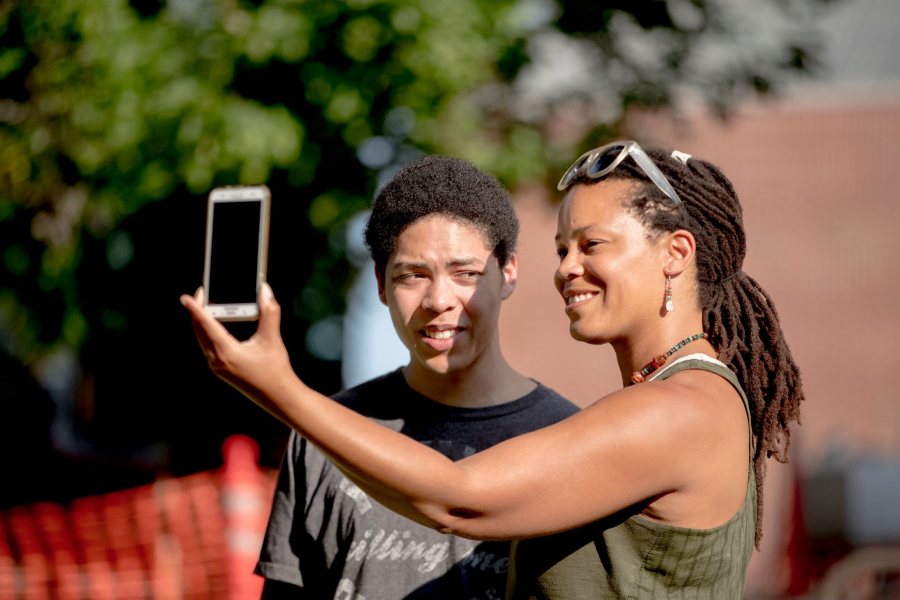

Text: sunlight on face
xmin=554 ymin=179 xmax=666 ymax=344
xmin=381 ymin=215 xmax=516 ymax=378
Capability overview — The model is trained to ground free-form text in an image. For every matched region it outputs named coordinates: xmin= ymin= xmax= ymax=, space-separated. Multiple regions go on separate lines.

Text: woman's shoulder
xmin=582 ymin=359 xmax=746 ymax=452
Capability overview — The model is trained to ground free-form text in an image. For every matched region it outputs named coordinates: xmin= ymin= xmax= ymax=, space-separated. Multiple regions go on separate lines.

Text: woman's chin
xmin=569 ymin=325 xmax=608 ymax=345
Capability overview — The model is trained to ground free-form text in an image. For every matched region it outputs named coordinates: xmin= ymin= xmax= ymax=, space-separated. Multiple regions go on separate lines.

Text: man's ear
xmin=374 ymin=264 xmax=387 ymax=306
xmin=500 ymin=254 xmax=518 ymax=300
xmin=663 ymin=229 xmax=696 ymax=277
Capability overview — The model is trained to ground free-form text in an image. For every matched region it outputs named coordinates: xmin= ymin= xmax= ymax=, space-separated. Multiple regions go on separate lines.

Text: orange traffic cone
xmin=220 ymin=435 xmax=270 ymax=600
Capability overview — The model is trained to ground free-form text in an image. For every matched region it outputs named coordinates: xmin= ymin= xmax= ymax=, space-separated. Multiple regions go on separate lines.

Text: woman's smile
xmin=563 ymin=290 xmax=599 ymax=312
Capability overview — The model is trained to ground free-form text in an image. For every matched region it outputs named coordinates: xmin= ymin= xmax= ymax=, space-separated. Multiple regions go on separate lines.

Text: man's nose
xmin=422 ymin=276 xmax=456 ymax=312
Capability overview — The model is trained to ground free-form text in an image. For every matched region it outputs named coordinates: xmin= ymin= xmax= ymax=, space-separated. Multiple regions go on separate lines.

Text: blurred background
xmin=2 ymin=0 xmax=898 ymax=597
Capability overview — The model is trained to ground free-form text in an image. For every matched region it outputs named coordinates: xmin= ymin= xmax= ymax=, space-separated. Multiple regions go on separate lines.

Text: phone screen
xmin=207 ymin=199 xmax=262 ymax=305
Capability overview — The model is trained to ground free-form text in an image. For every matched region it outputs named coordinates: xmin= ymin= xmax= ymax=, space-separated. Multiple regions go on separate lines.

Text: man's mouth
xmin=424 ymin=329 xmax=458 ymax=340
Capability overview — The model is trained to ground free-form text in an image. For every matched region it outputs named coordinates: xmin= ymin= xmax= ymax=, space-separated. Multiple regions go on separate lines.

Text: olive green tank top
xmin=506 ymin=358 xmax=756 ymax=600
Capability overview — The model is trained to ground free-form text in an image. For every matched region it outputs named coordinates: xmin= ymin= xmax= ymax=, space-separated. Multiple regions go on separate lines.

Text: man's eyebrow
xmin=446 ymin=256 xmax=484 ymax=268
xmin=390 ymin=261 xmax=429 ymax=272
xmin=390 ymin=256 xmax=485 ymax=271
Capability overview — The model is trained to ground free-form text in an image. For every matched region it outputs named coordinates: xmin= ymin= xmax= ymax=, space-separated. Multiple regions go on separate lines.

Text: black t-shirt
xmin=255 ymin=368 xmax=579 ymax=600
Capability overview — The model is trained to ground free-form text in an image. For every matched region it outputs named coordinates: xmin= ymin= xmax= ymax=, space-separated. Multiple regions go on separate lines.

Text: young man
xmin=254 ymin=155 xmax=578 ymax=599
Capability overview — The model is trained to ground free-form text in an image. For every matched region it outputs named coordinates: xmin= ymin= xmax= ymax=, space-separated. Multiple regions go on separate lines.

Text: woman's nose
xmin=556 ymin=250 xmax=584 ymax=283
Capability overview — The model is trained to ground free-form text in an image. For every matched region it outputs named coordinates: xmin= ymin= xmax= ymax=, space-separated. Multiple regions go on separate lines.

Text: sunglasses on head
xmin=556 ymin=140 xmax=683 ymax=206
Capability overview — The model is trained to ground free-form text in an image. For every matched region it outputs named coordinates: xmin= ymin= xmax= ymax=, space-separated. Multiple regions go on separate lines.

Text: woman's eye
xmin=556 ymin=248 xmax=567 ymax=260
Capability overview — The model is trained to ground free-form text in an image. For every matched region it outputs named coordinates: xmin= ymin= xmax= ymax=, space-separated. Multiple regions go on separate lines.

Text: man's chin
xmin=417 ymin=355 xmax=468 ymax=377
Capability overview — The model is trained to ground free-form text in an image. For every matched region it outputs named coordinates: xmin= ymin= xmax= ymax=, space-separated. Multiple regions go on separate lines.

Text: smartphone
xmin=202 ymin=185 xmax=271 ymax=321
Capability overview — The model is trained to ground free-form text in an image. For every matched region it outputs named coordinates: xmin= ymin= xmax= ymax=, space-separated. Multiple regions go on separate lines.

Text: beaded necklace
xmin=630 ymin=332 xmax=708 ymax=384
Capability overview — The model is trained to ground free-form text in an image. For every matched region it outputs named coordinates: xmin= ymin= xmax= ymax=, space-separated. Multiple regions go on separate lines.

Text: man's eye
xmin=457 ymin=271 xmax=481 ymax=280
xmin=556 ymin=248 xmax=568 ymax=260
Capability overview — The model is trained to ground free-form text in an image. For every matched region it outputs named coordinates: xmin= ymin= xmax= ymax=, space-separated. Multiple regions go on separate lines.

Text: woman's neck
xmin=613 ymin=320 xmax=716 ymax=387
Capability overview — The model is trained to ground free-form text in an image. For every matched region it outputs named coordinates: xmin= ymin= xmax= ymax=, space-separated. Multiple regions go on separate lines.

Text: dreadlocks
xmin=575 ymin=146 xmax=805 ymax=546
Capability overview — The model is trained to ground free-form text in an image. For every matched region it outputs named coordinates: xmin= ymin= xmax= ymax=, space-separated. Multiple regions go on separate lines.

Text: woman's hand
xmin=180 ymin=283 xmax=296 ymax=405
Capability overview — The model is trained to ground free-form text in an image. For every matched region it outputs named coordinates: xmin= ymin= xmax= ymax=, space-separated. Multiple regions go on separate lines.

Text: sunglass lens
xmin=586 ymin=145 xmax=626 ymax=178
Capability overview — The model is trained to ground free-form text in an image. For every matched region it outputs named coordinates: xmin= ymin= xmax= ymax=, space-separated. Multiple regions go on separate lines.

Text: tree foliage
xmin=0 ymin=0 xmax=834 ymax=477
xmin=0 ymin=0 xmax=533 ymax=363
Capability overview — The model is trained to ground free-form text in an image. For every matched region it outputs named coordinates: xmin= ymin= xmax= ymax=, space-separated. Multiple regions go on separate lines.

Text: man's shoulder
xmin=528 ymin=380 xmax=579 ymax=407
xmin=330 ymin=368 xmax=408 ymax=416
xmin=523 ymin=381 xmax=581 ymax=419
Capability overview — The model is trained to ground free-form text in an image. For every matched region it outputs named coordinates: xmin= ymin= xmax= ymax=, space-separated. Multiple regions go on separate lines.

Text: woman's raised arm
xmin=181 ymin=284 xmax=712 ymax=541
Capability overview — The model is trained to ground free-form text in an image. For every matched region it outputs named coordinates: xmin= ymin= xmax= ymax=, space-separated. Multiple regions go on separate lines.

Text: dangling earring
xmin=664 ymin=274 xmax=674 ymax=313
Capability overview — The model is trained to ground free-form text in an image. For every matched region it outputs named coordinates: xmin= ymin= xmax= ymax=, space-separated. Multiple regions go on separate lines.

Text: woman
xmin=182 ymin=141 xmax=803 ymax=598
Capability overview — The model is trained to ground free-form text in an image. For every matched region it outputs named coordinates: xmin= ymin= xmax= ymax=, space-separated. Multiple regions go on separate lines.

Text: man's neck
xmin=402 ymin=355 xmax=536 ymax=409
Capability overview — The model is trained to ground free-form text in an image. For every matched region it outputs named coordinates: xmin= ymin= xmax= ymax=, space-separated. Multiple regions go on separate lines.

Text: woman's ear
xmin=663 ymin=229 xmax=696 ymax=277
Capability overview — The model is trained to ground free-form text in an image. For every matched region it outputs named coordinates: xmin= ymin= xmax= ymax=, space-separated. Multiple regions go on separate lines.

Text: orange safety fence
xmin=0 ymin=435 xmax=277 ymax=600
